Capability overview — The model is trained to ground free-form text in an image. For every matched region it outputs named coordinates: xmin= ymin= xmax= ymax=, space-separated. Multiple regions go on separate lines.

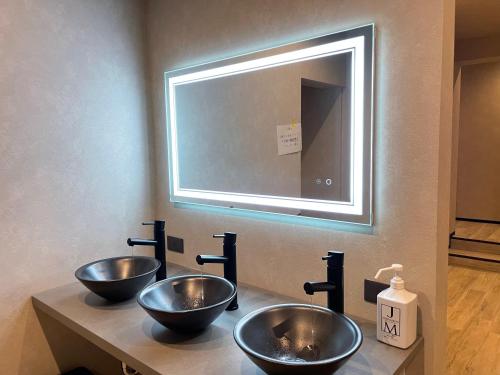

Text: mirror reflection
xmin=176 ymin=53 xmax=352 ymax=203
xmin=166 ymin=25 xmax=373 ymax=223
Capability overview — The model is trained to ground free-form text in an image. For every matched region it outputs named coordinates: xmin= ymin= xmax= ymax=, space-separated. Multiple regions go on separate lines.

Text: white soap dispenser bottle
xmin=374 ymin=264 xmax=417 ymax=349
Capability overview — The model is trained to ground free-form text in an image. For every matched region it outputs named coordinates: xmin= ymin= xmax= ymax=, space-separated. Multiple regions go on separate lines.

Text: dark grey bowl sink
xmin=137 ymin=274 xmax=236 ymax=332
xmin=75 ymin=256 xmax=160 ymax=302
xmin=234 ymin=304 xmax=362 ymax=375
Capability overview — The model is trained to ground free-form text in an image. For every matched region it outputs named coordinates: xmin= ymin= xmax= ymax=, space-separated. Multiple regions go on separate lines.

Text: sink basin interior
xmin=140 ymin=275 xmax=235 ymax=312
xmin=75 ymin=256 xmax=161 ymax=302
xmin=76 ymin=256 xmax=160 ymax=282
xmin=137 ymin=274 xmax=236 ymax=332
xmin=234 ymin=304 xmax=362 ymax=367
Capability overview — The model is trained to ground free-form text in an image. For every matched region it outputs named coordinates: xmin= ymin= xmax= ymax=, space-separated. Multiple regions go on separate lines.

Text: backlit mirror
xmin=165 ymin=25 xmax=374 ymax=224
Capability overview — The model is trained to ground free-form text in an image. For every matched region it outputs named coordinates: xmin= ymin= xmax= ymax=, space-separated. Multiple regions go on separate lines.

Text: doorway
xmin=447 ymin=1 xmax=500 ymax=373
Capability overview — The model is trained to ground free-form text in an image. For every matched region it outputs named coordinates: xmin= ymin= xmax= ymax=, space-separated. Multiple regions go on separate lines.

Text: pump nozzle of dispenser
xmin=374 ymin=264 xmax=403 ymax=279
xmin=374 ymin=264 xmax=404 ymax=290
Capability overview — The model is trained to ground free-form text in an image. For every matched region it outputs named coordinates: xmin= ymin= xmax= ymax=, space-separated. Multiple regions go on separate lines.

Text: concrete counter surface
xmin=32 ymin=263 xmax=422 ymax=375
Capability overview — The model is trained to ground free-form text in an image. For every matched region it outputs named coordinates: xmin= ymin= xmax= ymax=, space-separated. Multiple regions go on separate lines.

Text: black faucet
xmin=196 ymin=232 xmax=238 ymax=311
xmin=303 ymin=251 xmax=344 ymax=313
xmin=127 ymin=220 xmax=166 ymax=281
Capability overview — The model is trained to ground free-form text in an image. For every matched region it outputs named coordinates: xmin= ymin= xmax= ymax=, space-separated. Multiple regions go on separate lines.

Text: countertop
xmin=32 ymin=263 xmax=423 ymax=375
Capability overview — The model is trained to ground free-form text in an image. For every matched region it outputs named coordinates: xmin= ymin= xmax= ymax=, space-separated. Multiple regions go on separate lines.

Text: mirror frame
xmin=165 ymin=24 xmax=374 ymax=225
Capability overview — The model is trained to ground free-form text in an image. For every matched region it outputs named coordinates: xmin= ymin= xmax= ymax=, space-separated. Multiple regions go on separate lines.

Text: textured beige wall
xmin=146 ymin=1 xmax=454 ymax=374
xmin=456 ymin=61 xmax=500 ymax=221
xmin=0 ymin=0 xmax=152 ymax=373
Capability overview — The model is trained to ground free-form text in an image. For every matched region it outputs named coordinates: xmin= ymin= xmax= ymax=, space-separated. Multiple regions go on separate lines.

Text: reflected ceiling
xmin=455 ymin=0 xmax=500 ymax=40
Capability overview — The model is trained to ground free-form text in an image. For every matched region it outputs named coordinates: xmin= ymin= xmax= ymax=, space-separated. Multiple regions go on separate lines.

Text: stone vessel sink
xmin=137 ymin=274 xmax=236 ymax=332
xmin=233 ymin=304 xmax=362 ymax=375
xmin=75 ymin=256 xmax=160 ymax=302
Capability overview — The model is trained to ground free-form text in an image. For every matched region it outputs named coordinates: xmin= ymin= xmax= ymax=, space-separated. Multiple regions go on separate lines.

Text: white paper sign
xmin=277 ymin=123 xmax=302 ymax=155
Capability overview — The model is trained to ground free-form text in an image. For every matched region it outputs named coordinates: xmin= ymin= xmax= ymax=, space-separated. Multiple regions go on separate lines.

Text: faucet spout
xmin=196 ymin=232 xmax=238 ymax=310
xmin=196 ymin=255 xmax=228 ymax=265
xmin=303 ymin=251 xmax=344 ymax=313
xmin=127 ymin=238 xmax=157 ymax=247
xmin=304 ymin=281 xmax=336 ymax=295
xmin=126 ymin=220 xmax=166 ymax=281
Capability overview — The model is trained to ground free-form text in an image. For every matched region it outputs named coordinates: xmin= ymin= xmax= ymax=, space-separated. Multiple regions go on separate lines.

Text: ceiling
xmin=455 ymin=0 xmax=500 ymax=40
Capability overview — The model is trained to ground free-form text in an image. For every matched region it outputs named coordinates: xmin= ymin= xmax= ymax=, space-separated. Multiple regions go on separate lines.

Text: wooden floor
xmin=447 ymin=265 xmax=500 ymax=374
xmin=455 ymin=220 xmax=500 ymax=243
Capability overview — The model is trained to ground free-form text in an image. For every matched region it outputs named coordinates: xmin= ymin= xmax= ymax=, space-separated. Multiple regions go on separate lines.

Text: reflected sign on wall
xmin=277 ymin=123 xmax=302 ymax=156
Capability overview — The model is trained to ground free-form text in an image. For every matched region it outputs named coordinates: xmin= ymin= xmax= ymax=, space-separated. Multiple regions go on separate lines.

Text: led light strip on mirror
xmin=165 ymin=25 xmax=373 ymax=222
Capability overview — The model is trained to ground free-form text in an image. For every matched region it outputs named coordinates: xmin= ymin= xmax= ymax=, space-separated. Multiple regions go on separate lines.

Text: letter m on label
xmin=383 ymin=321 xmax=398 ymax=335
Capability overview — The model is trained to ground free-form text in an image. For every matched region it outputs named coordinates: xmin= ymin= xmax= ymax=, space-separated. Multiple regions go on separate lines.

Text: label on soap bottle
xmin=381 ymin=304 xmax=401 ymax=337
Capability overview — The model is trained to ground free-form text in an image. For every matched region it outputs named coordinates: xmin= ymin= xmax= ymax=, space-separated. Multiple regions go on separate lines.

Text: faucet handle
xmin=213 ymin=232 xmax=237 ymax=245
xmin=143 ymin=220 xmax=166 ymax=230
xmin=322 ymin=251 xmax=344 ymax=268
